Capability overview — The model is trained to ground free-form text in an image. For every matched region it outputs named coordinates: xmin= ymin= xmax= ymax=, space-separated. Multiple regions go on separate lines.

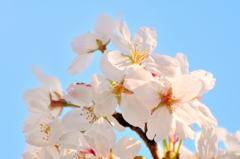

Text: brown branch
xmin=112 ymin=112 xmax=161 ymax=159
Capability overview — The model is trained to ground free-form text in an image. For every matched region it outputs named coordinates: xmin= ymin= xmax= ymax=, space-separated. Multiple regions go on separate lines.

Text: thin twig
xmin=112 ymin=112 xmax=161 ymax=159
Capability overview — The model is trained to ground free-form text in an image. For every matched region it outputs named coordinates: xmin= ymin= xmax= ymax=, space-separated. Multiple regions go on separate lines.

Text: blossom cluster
xmin=22 ymin=13 xmax=240 ymax=159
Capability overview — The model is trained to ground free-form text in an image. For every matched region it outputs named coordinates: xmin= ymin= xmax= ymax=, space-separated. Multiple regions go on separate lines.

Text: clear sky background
xmin=1 ymin=1 xmax=240 ymax=158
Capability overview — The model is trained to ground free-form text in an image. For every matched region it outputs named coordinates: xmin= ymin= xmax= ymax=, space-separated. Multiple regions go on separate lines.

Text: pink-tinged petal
xmin=94 ymin=13 xmax=116 ymax=45
xmin=173 ymin=101 xmax=199 ymax=125
xmin=47 ymin=76 xmax=63 ymax=97
xmin=100 ymin=50 xmax=125 ymax=82
xmin=196 ymin=101 xmax=218 ymax=129
xmin=90 ymin=74 xmax=112 ymax=93
xmin=147 ymin=106 xmax=172 ymax=141
xmin=32 ymin=66 xmax=49 ymax=89
xmin=190 ymin=70 xmax=216 ymax=96
xmin=28 ymin=100 xmax=52 ymax=119
xmin=175 ymin=53 xmax=189 ymax=75
xmin=61 ymin=108 xmax=94 ymax=132
xmin=152 ymin=54 xmax=181 ymax=80
xmin=115 ymin=21 xmax=131 ymax=43
xmin=90 ymin=117 xmax=116 ymax=148
xmin=68 ymin=53 xmax=94 ymax=75
xmin=94 ymin=91 xmax=117 ymax=116
xmin=26 ymin=130 xmax=56 ymax=147
xmin=236 ymin=130 xmax=240 ymax=142
xmin=217 ymin=150 xmax=240 ymax=159
xmin=50 ymin=108 xmax=63 ymax=118
xmin=49 ymin=117 xmax=65 ymax=142
xmin=23 ymin=87 xmax=50 ymax=106
xmin=124 ymin=66 xmax=153 ymax=90
xmin=134 ymin=82 xmax=161 ymax=109
xmin=22 ymin=144 xmax=42 ymax=159
xmin=107 ymin=115 xmax=125 ymax=132
xmin=224 ymin=133 xmax=240 ymax=151
xmin=23 ymin=113 xmax=48 ymax=133
xmin=172 ymin=119 xmax=194 ymax=140
xmin=63 ymin=84 xmax=92 ymax=106
xmin=23 ymin=145 xmax=59 ymax=159
xmin=57 ymin=131 xmax=89 ymax=150
xmin=107 ymin=50 xmax=132 ymax=71
xmin=197 ymin=128 xmax=218 ymax=158
xmin=141 ymin=59 xmax=161 ymax=76
xmin=179 ymin=145 xmax=195 ymax=159
xmin=111 ymin=34 xmax=131 ymax=55
xmin=135 ymin=27 xmax=157 ymax=54
xmin=38 ymin=147 xmax=60 ymax=159
xmin=32 ymin=66 xmax=63 ymax=99
xmin=22 ymin=152 xmax=32 ymax=159
xmin=172 ymin=74 xmax=202 ymax=102
xmin=60 ymin=151 xmax=95 ymax=159
xmin=71 ymin=32 xmax=98 ymax=54
xmin=85 ymin=131 xmax=110 ymax=157
xmin=215 ymin=126 xmax=228 ymax=141
xmin=112 ymin=136 xmax=141 ymax=159
xmin=121 ymin=94 xmax=151 ymax=127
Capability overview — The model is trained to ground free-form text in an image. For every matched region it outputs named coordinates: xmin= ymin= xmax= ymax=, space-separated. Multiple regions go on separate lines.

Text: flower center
xmin=39 ymin=123 xmax=51 ymax=141
xmin=129 ymin=43 xmax=148 ymax=64
xmin=160 ymin=93 xmax=176 ymax=107
xmin=111 ymin=82 xmax=133 ymax=97
xmin=79 ymin=107 xmax=99 ymax=124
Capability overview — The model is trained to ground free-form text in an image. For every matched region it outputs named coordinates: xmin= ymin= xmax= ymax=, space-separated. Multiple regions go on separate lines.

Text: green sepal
xmin=63 ymin=102 xmax=81 ymax=108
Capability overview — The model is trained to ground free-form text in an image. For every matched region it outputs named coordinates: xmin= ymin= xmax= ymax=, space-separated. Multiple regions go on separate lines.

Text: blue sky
xmin=1 ymin=1 xmax=240 ymax=158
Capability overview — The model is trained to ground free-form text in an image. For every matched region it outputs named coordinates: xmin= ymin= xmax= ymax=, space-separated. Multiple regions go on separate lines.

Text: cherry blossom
xmin=21 ymin=13 xmax=224 ymax=159
xmin=68 ymin=13 xmax=117 ymax=75
xmin=91 ymin=66 xmax=153 ymax=127
xmin=108 ymin=20 xmax=157 ymax=71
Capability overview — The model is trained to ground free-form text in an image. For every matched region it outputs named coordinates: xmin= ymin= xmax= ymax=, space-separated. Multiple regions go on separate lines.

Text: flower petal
xmin=94 ymin=13 xmax=116 ymax=45
xmin=57 ymin=131 xmax=89 ymax=150
xmin=147 ymin=106 xmax=172 ymax=141
xmin=190 ymin=70 xmax=216 ymax=96
xmin=124 ymin=66 xmax=153 ymax=90
xmin=68 ymin=53 xmax=94 ymax=75
xmin=61 ymin=108 xmax=93 ymax=132
xmin=100 ymin=50 xmax=125 ymax=82
xmin=112 ymin=136 xmax=141 ymax=159
xmin=175 ymin=53 xmax=189 ymax=75
xmin=121 ymin=94 xmax=151 ymax=127
xmin=94 ymin=91 xmax=117 ymax=116
xmin=70 ymin=33 xmax=98 ymax=54
xmin=107 ymin=50 xmax=132 ymax=71
xmin=172 ymin=74 xmax=202 ymax=102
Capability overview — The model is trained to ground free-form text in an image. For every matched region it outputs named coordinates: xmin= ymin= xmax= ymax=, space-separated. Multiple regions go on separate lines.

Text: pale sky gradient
xmin=1 ymin=1 xmax=240 ymax=158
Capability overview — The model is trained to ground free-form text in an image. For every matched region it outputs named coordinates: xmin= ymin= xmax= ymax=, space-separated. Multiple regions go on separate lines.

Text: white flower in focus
xmin=68 ymin=13 xmax=117 ymax=75
xmin=61 ymin=83 xmax=124 ymax=132
xmin=176 ymin=53 xmax=218 ymax=130
xmin=139 ymin=74 xmax=202 ymax=141
xmin=108 ymin=20 xmax=157 ymax=71
xmin=92 ymin=66 xmax=152 ymax=127
xmin=151 ymin=53 xmax=182 ymax=80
